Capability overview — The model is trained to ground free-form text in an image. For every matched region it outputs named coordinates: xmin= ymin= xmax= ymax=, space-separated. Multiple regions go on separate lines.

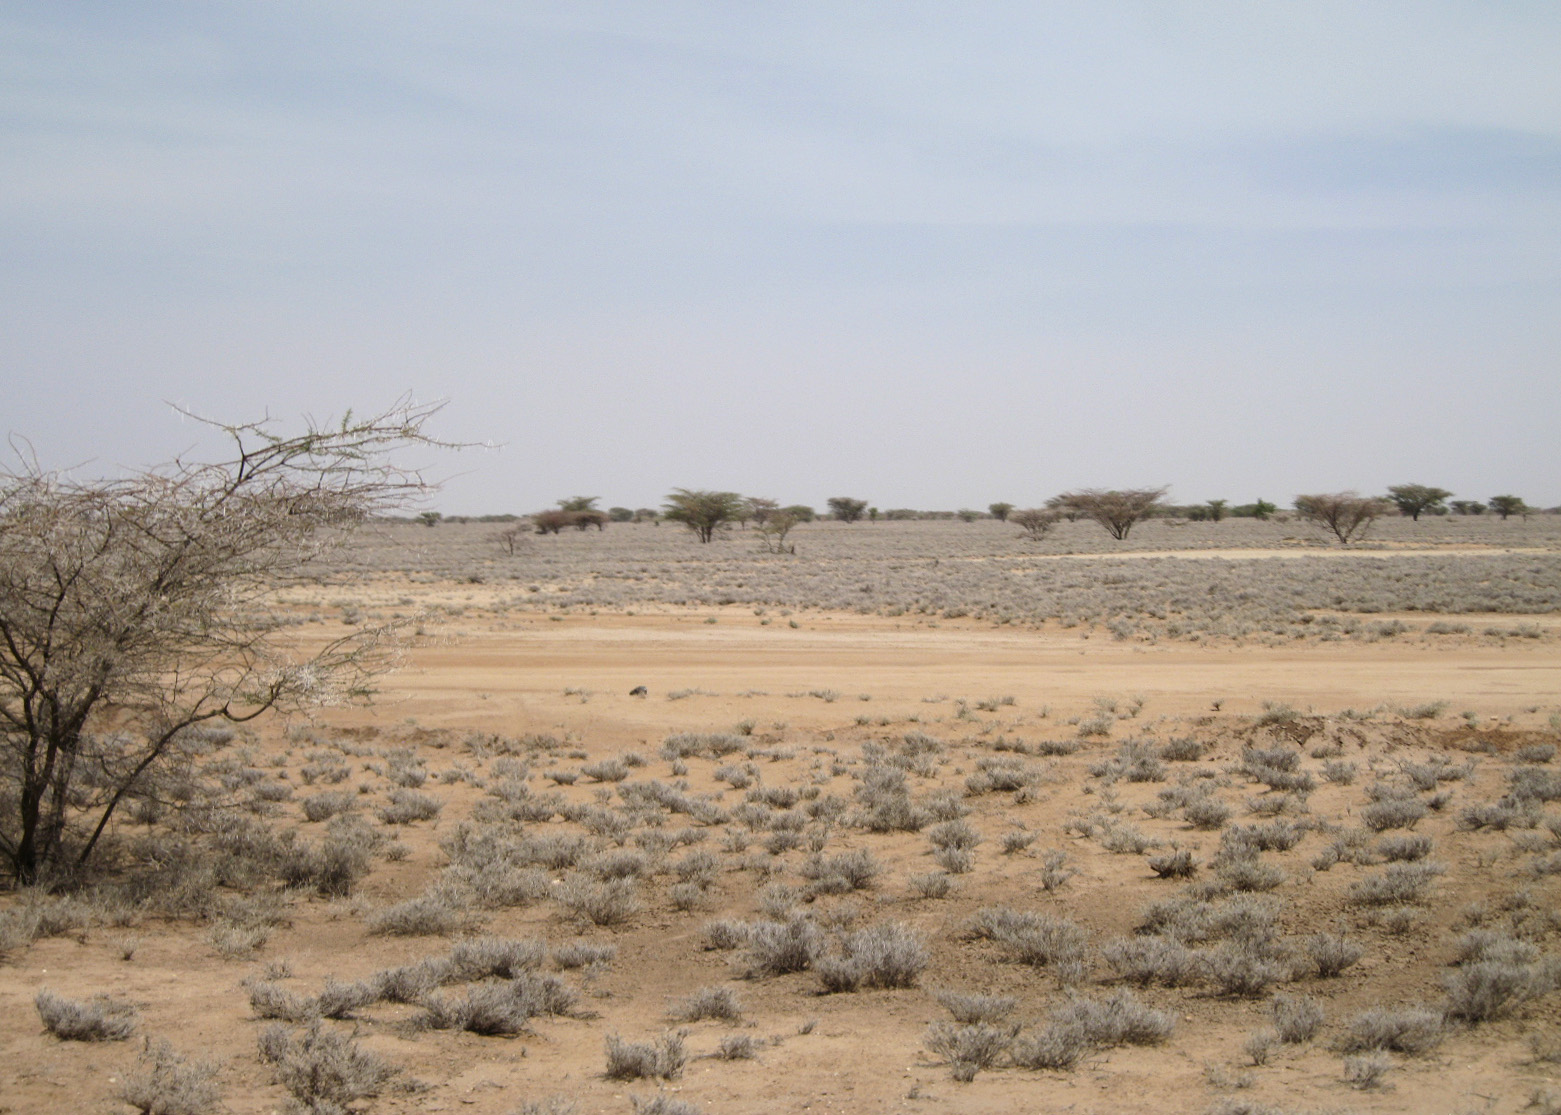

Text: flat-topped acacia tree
xmin=663 ymin=489 xmax=745 ymax=543
xmin=1049 ymin=487 xmax=1169 ymax=540
xmin=0 ymin=400 xmax=450 ymax=884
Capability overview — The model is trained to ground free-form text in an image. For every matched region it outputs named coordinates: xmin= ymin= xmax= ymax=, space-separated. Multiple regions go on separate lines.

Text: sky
xmin=3 ymin=2 xmax=1559 ymax=513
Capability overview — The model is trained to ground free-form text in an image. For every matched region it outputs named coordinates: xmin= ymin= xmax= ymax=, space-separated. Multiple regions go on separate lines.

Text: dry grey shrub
xmin=365 ymin=892 xmax=469 ymax=936
xmin=1009 ymin=1022 xmax=1090 ymax=1071
xmin=1306 ymin=933 xmax=1365 ymax=978
xmin=1346 ymin=862 xmax=1444 ymax=907
xmin=629 ymin=1094 xmax=704 ymax=1115
xmin=908 ymin=872 xmax=954 ymax=898
xmin=1199 ymin=942 xmax=1293 ymax=998
xmin=1038 ymin=848 xmax=1075 ymax=891
xmin=668 ymin=986 xmax=742 ymax=1022
xmin=815 ymin=922 xmax=930 ymax=992
xmin=300 ymin=790 xmax=356 ymax=823
xmin=1101 ymin=936 xmax=1201 ymax=988
xmin=1377 ymin=834 xmax=1433 ymax=862
xmin=924 ymin=1020 xmax=1020 ymax=1080
xmin=450 ymin=936 xmax=547 ymax=980
xmin=1341 ymin=1052 xmax=1392 ymax=1090
xmin=934 ymin=989 xmax=1018 ymax=1024
xmin=971 ymin=907 xmax=1092 ymax=983
xmin=604 ymin=1031 xmax=688 ymax=1081
xmin=715 ymin=1033 xmax=760 ymax=1060
xmin=1001 ymin=829 xmax=1038 ymax=854
xmin=315 ymin=978 xmax=379 ymax=1020
xmin=1443 ymin=956 xmax=1557 ymax=1022
xmin=371 ymin=787 xmax=440 ymax=818
xmin=371 ymin=957 xmax=452 ymax=1003
xmin=799 ymin=848 xmax=881 ymax=892
xmin=1149 ymin=848 xmax=1199 ymax=878
xmin=1270 ymin=993 xmax=1324 ymax=1042
xmin=248 ymin=980 xmax=318 ymax=1022
xmin=702 ymin=918 xmax=748 ymax=951
xmin=1360 ymin=797 xmax=1427 ymax=832
xmin=744 ymin=916 xmax=822 ymax=977
xmin=35 ymin=988 xmax=137 ymax=1040
xmin=1050 ymin=989 xmax=1176 ymax=1047
xmin=1338 ymin=1006 xmax=1442 ymax=1054
xmin=553 ymin=940 xmax=617 ymax=970
xmin=514 ymin=1097 xmax=577 ymax=1115
xmin=556 ymin=876 xmax=642 ymax=926
xmin=1242 ymin=1030 xmax=1277 ymax=1065
xmin=117 ymin=1037 xmax=223 ymax=1115
xmin=1185 ymin=795 xmax=1234 ymax=830
xmin=257 ymin=1019 xmax=399 ymax=1111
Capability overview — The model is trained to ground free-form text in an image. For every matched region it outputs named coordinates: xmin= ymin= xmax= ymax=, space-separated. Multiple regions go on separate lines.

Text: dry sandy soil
xmin=4 ymin=531 xmax=1561 ymax=1115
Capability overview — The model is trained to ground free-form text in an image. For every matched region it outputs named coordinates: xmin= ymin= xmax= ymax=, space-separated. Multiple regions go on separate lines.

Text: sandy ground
xmin=372 ymin=610 xmax=1561 ymax=737
xmin=3 ymin=606 xmax=1560 ymax=1115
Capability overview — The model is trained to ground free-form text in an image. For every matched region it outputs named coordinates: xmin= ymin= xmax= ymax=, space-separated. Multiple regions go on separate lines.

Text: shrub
xmin=372 ymin=958 xmax=451 ymax=1003
xmin=702 ymin=919 xmax=749 ymax=951
xmin=1378 ymin=834 xmax=1433 ymax=862
xmin=1339 ymin=1006 xmax=1443 ymax=1054
xmin=629 ymin=1095 xmax=704 ymax=1115
xmin=422 ymin=983 xmax=536 ymax=1036
xmin=1271 ymin=993 xmax=1324 ymax=1043
xmin=450 ymin=936 xmax=547 ymax=981
xmin=934 ymin=990 xmax=1018 ymax=1024
xmin=300 ymin=790 xmax=356 ymax=822
xmin=375 ymin=788 xmax=443 ymax=824
xmin=1185 ymin=796 xmax=1233 ymax=830
xmin=1050 ymin=989 xmax=1175 ymax=1046
xmin=316 ymin=978 xmax=380 ymax=1020
xmin=258 ymin=1020 xmax=399 ymax=1111
xmin=924 ymin=1020 xmax=1019 ymax=1080
xmin=580 ymin=758 xmax=630 ymax=783
xmin=365 ymin=893 xmax=467 ymax=936
xmin=556 ymin=876 xmax=642 ymax=926
xmin=117 ymin=1037 xmax=223 ymax=1115
xmin=1443 ymin=960 xmax=1549 ymax=1022
xmin=1199 ymin=942 xmax=1291 ymax=998
xmin=909 ymin=872 xmax=954 ymax=898
xmin=669 ymin=986 xmax=742 ymax=1022
xmin=604 ymin=1031 xmax=687 ymax=1081
xmin=35 ymin=989 xmax=137 ymax=1041
xmin=1346 ymin=862 xmax=1444 ymax=907
xmin=715 ymin=1033 xmax=760 ymax=1060
xmin=975 ymin=908 xmax=1091 ymax=982
xmin=1342 ymin=1052 xmax=1392 ymax=1090
xmin=933 ymin=846 xmax=976 ymax=874
xmin=1102 ymin=936 xmax=1200 ymax=988
xmin=553 ymin=940 xmax=618 ymax=970
xmin=745 ymin=916 xmax=822 ymax=977
xmin=1148 ymin=849 xmax=1199 ymax=878
xmin=799 ymin=849 xmax=881 ymax=891
xmin=1009 ymin=1023 xmax=1089 ymax=1070
xmin=1306 ymin=933 xmax=1365 ymax=978
xmin=248 ymin=980 xmax=317 ymax=1022
xmin=928 ymin=819 xmax=982 ymax=851
xmin=1361 ymin=797 xmax=1427 ymax=832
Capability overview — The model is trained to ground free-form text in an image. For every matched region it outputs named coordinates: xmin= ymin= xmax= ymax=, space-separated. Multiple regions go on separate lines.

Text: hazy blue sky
xmin=4 ymin=2 xmax=1559 ymax=512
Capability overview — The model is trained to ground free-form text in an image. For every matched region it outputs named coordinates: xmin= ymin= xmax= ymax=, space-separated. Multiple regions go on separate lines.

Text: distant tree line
xmin=448 ymin=483 xmax=1547 ymax=553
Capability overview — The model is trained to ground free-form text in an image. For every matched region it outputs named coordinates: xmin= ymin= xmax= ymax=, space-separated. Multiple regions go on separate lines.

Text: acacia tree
xmin=1489 ymin=495 xmax=1529 ymax=520
xmin=1386 ymin=484 xmax=1452 ymax=521
xmin=1011 ymin=508 xmax=1060 ymax=540
xmin=827 ymin=497 xmax=869 ymax=523
xmin=0 ymin=401 xmax=449 ymax=884
xmin=1051 ymin=487 xmax=1168 ymax=540
xmin=663 ymin=489 xmax=744 ymax=543
xmin=1293 ymin=492 xmax=1389 ymax=544
xmin=988 ymin=502 xmax=1013 ymax=522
